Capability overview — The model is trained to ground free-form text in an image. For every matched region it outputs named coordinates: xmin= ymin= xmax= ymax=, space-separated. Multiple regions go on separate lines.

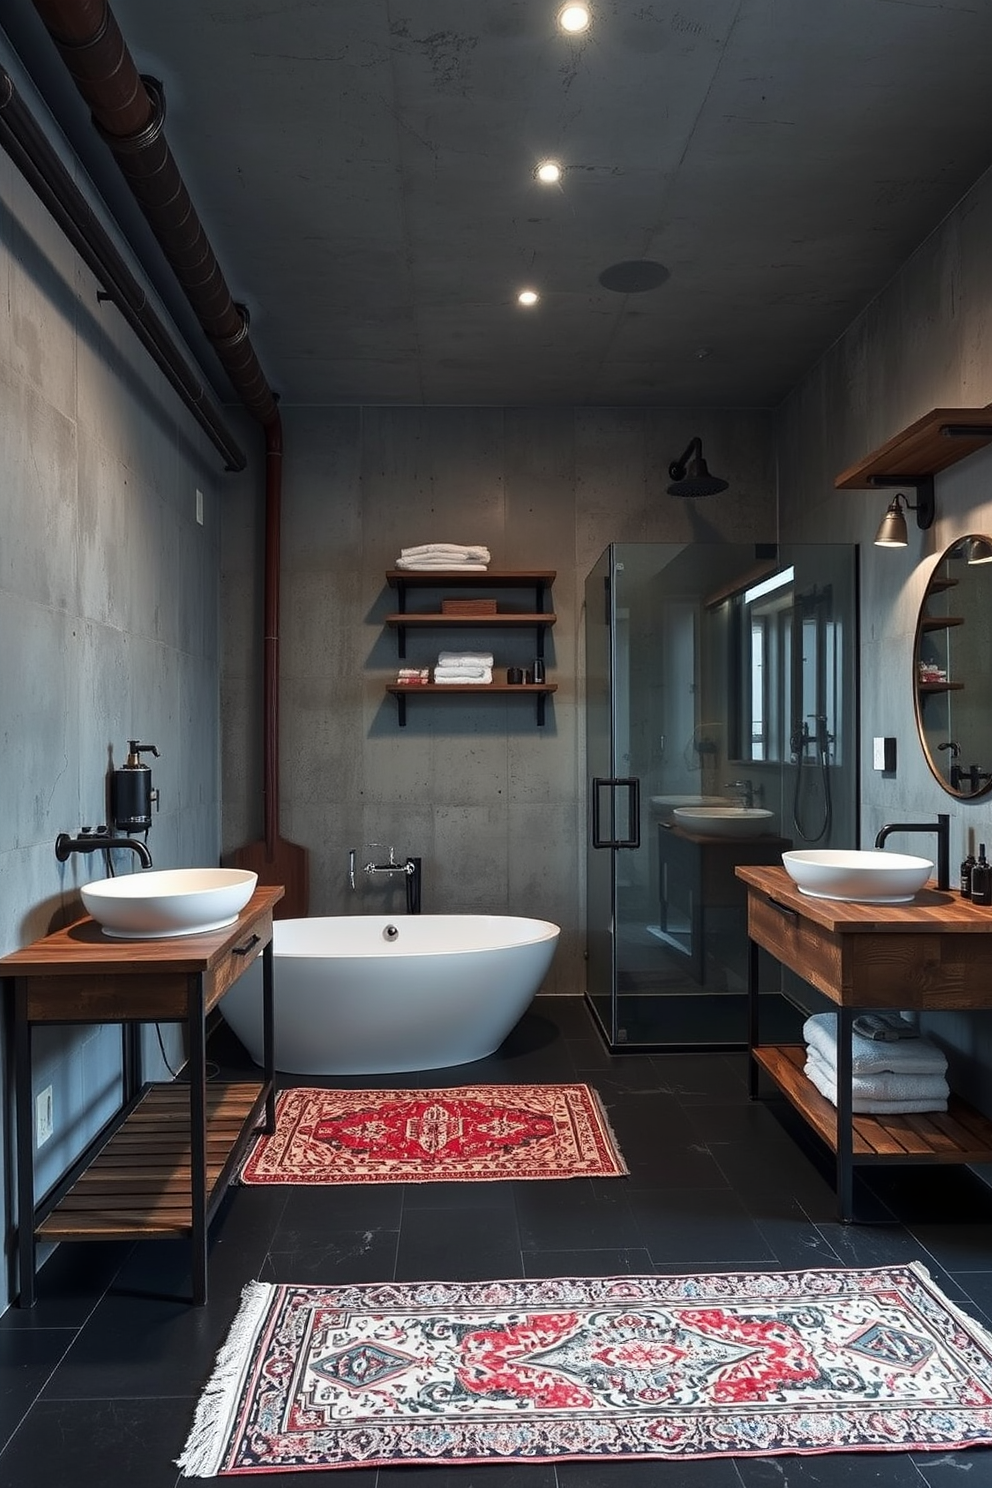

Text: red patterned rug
xmin=178 ymin=1264 xmax=992 ymax=1475
xmin=239 ymin=1083 xmax=627 ymax=1184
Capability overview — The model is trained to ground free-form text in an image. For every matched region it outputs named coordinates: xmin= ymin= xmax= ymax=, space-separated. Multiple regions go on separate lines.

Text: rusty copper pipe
xmin=31 ymin=0 xmax=277 ymax=424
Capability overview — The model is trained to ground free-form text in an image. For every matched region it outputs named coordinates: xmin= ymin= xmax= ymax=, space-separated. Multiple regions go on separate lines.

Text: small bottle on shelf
xmin=970 ymin=844 xmax=992 ymax=906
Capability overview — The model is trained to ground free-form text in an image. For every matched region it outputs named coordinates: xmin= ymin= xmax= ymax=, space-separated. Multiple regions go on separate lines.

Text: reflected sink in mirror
xmin=782 ymin=849 xmax=932 ymax=903
xmin=672 ymin=805 xmax=775 ymax=839
xmin=81 ymin=867 xmax=258 ymax=938
xmin=650 ymin=793 xmax=732 ymax=821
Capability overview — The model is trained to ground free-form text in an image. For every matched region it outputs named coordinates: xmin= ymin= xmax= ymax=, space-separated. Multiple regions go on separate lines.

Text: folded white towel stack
xmin=802 ymin=1011 xmax=950 ymax=1114
xmin=803 ymin=1048 xmax=949 ymax=1112
xmin=394 ymin=543 xmax=491 ymax=572
xmin=802 ymin=1012 xmax=947 ymax=1076
xmin=433 ymin=649 xmax=493 ymax=685
xmin=438 ymin=652 xmax=494 ymax=668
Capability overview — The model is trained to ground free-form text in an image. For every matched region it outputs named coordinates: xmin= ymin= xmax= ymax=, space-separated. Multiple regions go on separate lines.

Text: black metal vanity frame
xmin=3 ymin=886 xmax=281 ymax=1307
xmin=737 ymin=864 xmax=992 ymax=1224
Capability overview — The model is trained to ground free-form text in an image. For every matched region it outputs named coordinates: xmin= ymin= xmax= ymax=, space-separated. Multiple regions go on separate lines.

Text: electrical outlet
xmin=36 ymin=1086 xmax=53 ymax=1147
xmin=195 ymin=488 xmax=204 ymax=525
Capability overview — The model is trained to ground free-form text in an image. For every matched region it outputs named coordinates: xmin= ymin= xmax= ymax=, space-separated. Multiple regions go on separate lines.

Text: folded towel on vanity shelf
xmin=400 ymin=543 xmax=491 ymax=561
xmin=803 ymin=1012 xmax=948 ymax=1077
xmin=432 ymin=672 xmax=493 ymax=685
xmin=438 ymin=652 xmax=495 ymax=668
xmin=395 ymin=558 xmax=490 ymax=571
xmin=803 ymin=1048 xmax=950 ymax=1105
xmin=803 ymin=1052 xmax=949 ymax=1114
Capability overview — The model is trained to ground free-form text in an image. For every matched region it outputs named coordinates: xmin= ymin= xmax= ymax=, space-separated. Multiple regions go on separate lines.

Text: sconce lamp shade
xmin=874 ymin=496 xmax=910 ymax=547
xmin=967 ymin=535 xmax=992 ymax=565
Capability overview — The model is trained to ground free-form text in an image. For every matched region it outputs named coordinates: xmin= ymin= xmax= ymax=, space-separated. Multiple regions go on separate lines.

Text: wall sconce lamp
xmin=871 ymin=474 xmax=935 ymax=547
xmin=967 ymin=535 xmax=992 ymax=565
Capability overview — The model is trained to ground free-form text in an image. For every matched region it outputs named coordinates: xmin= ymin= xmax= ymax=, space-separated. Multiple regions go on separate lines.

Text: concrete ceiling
xmin=7 ymin=0 xmax=992 ymax=410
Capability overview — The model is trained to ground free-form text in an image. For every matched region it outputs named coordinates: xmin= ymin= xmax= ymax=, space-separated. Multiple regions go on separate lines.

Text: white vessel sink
xmin=782 ymin=849 xmax=932 ymax=903
xmin=650 ymin=794 xmax=731 ymax=818
xmin=82 ymin=867 xmax=258 ymax=938
xmin=673 ymin=805 xmax=775 ymax=839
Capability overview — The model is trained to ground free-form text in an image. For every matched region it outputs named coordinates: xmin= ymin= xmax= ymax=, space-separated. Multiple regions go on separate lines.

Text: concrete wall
xmin=0 ymin=57 xmax=238 ymax=1307
xmin=221 ymin=406 xmax=777 ymax=996
xmin=776 ymin=161 xmax=992 ymax=1115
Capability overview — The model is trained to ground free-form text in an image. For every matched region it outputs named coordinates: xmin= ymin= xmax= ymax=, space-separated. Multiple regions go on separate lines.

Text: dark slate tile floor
xmin=3 ymin=994 xmax=992 ymax=1487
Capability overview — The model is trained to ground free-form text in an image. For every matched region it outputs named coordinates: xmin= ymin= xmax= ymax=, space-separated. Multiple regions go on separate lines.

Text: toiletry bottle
xmin=970 ymin=844 xmax=992 ymax=906
xmin=961 ymin=849 xmax=976 ymax=898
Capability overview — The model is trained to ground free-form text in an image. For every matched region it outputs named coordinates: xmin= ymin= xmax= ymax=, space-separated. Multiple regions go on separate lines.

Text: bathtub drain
xmin=383 ymin=924 xmax=399 ymax=942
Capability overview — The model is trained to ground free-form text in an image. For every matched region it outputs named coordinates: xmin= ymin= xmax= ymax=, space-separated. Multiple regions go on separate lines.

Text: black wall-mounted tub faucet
xmin=55 ymin=829 xmax=153 ymax=870
xmin=874 ymin=813 xmax=949 ymax=891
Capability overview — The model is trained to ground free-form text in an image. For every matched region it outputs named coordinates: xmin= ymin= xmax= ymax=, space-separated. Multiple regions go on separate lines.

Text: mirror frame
xmin=913 ymin=534 xmax=992 ymax=800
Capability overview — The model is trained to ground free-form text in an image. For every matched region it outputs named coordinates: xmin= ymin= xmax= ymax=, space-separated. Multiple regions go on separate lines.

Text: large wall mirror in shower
xmin=914 ymin=534 xmax=992 ymax=799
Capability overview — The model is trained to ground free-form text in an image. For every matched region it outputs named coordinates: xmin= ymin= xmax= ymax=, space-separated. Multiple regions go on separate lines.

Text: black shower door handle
xmin=591 ymin=777 xmax=641 ymax=849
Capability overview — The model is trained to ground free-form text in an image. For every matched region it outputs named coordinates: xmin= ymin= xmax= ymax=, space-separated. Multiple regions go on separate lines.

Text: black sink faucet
xmin=55 ymin=829 xmax=153 ymax=869
xmin=874 ymin=812 xmax=949 ymax=891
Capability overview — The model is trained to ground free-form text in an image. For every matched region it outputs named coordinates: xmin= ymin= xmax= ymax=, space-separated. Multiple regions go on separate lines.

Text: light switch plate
xmin=873 ymin=736 xmax=896 ymax=772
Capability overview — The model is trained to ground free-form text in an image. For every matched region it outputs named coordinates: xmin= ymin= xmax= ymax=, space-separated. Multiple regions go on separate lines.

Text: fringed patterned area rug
xmin=238 ymin=1083 xmax=627 ymax=1184
xmin=178 ymin=1264 xmax=992 ymax=1476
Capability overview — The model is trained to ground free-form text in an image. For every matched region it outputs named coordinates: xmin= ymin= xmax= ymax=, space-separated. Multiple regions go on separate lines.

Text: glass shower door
xmin=585 ymin=541 xmax=856 ymax=1051
xmin=584 ymin=546 xmax=617 ymax=1043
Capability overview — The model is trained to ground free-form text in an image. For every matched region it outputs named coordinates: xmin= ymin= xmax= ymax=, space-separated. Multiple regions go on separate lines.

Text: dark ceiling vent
xmin=598 ymin=259 xmax=670 ymax=293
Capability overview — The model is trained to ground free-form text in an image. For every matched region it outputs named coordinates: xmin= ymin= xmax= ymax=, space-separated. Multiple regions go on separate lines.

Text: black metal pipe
xmin=0 ymin=64 xmax=245 ymax=470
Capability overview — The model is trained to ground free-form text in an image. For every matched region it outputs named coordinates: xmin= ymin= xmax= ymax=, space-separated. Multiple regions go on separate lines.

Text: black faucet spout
xmin=55 ymin=831 xmax=153 ymax=869
xmin=874 ymin=813 xmax=949 ymax=891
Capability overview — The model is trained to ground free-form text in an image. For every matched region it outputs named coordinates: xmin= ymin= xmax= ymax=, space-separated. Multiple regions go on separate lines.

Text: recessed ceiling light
xmin=535 ymin=160 xmax=562 ymax=184
xmin=517 ymin=289 xmax=540 ymax=307
xmin=557 ymin=4 xmax=590 ymax=34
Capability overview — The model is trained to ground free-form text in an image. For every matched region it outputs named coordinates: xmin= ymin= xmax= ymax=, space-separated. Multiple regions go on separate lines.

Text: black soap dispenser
xmin=961 ymin=841 xmax=976 ymax=899
xmin=111 ymin=741 xmax=160 ymax=834
xmin=970 ymin=843 xmax=992 ymax=907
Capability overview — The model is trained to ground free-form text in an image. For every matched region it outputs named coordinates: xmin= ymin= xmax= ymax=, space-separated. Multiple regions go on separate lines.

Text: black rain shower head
xmin=666 ymin=437 xmax=729 ymax=497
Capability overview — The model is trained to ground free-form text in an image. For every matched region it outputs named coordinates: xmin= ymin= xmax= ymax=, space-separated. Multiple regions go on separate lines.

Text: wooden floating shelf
xmin=835 ymin=407 xmax=992 ymax=489
xmin=919 ymin=616 xmax=963 ymax=631
xmin=386 ymin=569 xmax=555 ymax=588
xmin=386 ymin=613 xmax=556 ymax=628
xmin=754 ymin=1045 xmax=992 ymax=1164
xmin=387 ymin=682 xmax=557 ymax=696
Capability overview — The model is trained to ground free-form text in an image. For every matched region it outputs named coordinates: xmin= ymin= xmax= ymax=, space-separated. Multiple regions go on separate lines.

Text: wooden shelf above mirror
xmin=835 ymin=407 xmax=992 ymax=489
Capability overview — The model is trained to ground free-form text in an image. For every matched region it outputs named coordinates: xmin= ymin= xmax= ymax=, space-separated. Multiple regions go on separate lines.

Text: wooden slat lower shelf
xmin=753 ymin=1045 xmax=992 ymax=1164
xmin=37 ymin=1081 xmax=264 ymax=1241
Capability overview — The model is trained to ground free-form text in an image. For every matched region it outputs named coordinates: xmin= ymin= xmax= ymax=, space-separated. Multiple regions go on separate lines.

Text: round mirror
xmin=914 ymin=534 xmax=992 ymax=798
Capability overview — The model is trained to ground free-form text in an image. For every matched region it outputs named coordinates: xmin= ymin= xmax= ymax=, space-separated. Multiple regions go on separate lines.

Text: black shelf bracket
xmin=867 ymin=472 xmax=935 ymax=530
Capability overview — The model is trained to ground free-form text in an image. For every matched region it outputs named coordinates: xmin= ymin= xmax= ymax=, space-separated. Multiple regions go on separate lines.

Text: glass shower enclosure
xmin=585 ymin=541 xmax=858 ymax=1051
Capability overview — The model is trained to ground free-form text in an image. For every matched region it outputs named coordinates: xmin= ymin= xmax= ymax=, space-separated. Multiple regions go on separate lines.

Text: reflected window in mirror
xmin=728 ymin=566 xmax=844 ymax=772
xmin=914 ymin=534 xmax=992 ymax=799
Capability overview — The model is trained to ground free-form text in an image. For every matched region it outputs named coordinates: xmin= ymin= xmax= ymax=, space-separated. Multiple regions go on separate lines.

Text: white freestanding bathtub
xmin=219 ymin=914 xmax=561 ymax=1075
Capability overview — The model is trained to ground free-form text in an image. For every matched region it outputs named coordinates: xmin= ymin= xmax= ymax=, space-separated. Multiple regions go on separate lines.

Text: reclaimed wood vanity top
xmin=735 ymin=865 xmax=987 ymax=933
xmin=0 ymin=885 xmax=284 ymax=1023
xmin=0 ymin=885 xmax=284 ymax=976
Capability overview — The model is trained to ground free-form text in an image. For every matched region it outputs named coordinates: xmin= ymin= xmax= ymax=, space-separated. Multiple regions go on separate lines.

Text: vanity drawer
xmin=206 ymin=909 xmax=273 ymax=1011
xmin=748 ymin=891 xmax=843 ymax=999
